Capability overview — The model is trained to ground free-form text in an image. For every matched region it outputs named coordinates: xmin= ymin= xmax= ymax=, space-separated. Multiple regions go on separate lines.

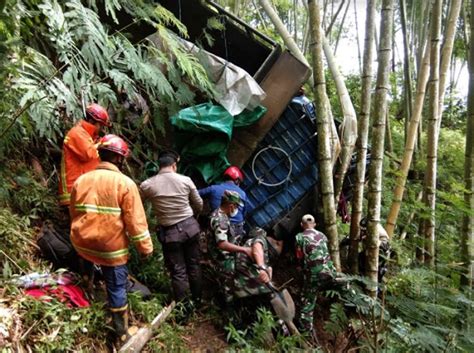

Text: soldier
xmin=199 ymin=166 xmax=248 ymax=241
xmin=233 ymin=227 xmax=283 ymax=299
xmin=208 ymin=190 xmax=252 ymax=303
xmin=295 ymin=214 xmax=336 ymax=334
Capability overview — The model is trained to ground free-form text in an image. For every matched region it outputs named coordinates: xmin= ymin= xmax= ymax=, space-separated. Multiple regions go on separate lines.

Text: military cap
xmin=301 ymin=214 xmax=315 ymax=224
xmin=222 ymin=190 xmax=244 ymax=206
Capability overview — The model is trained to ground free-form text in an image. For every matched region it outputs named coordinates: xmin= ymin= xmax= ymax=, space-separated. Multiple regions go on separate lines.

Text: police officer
xmin=140 ymin=150 xmax=203 ymax=305
xmin=295 ymin=214 xmax=336 ymax=334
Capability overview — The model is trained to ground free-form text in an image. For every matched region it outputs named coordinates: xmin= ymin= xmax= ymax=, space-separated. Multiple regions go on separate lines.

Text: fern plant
xmin=1 ymin=0 xmax=215 ymax=155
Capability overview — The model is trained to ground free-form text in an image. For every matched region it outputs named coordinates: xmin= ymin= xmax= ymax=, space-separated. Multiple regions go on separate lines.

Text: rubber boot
xmin=111 ymin=309 xmax=130 ymax=345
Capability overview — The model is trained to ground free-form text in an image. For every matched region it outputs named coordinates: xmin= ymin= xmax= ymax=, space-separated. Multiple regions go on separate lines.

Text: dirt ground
xmin=182 ymin=314 xmax=228 ymax=352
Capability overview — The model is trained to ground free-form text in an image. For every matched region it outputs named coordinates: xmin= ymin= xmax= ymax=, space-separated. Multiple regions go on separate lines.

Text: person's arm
xmin=241 ymin=191 xmax=248 ymax=217
xmin=122 ymin=181 xmax=153 ymax=258
xmin=189 ymin=180 xmax=203 ymax=214
xmin=139 ymin=180 xmax=150 ymax=202
xmin=198 ymin=185 xmax=213 ymax=198
xmin=66 ymin=128 xmax=99 ymax=162
xmin=217 ymin=240 xmax=252 ymax=258
xmin=252 ymin=241 xmax=271 ymax=283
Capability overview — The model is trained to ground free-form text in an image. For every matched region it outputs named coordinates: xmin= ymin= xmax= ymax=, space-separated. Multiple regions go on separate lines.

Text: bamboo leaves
xmin=7 ymin=0 xmax=214 ymax=147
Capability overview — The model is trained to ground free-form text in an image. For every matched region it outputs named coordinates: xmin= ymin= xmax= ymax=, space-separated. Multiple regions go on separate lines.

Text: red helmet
xmin=223 ymin=166 xmax=244 ymax=182
xmin=86 ymin=103 xmax=111 ymax=127
xmin=98 ymin=134 xmax=129 ymax=157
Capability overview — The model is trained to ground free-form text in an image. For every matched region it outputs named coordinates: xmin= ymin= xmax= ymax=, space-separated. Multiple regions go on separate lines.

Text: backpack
xmin=37 ymin=223 xmax=78 ymax=271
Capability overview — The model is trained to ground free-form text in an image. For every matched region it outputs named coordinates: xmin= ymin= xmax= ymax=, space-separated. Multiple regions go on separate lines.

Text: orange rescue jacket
xmin=59 ymin=120 xmax=100 ymax=206
xmin=70 ymin=162 xmax=153 ymax=266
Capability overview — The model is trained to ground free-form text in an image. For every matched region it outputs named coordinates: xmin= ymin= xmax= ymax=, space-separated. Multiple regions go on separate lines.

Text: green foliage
xmin=128 ymin=233 xmax=171 ymax=296
xmin=323 ymin=277 xmax=473 ymax=352
xmin=385 ymin=268 xmax=474 ymax=352
xmin=0 ymin=208 xmax=38 ymax=274
xmin=1 ymin=0 xmax=215 ymax=156
xmin=145 ymin=321 xmax=187 ymax=351
xmin=0 ymin=160 xmax=60 ymax=222
xmin=128 ymin=291 xmax=163 ymax=323
xmin=225 ymin=306 xmax=307 ymax=351
xmin=6 ymin=285 xmax=109 ymax=351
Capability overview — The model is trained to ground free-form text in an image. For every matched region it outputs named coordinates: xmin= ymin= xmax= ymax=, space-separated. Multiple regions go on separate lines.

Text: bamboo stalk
xmin=366 ymin=0 xmax=394 ymax=296
xmin=423 ymin=0 xmax=442 ymax=267
xmin=307 ymin=0 xmax=341 ymax=271
xmin=385 ymin=39 xmax=431 ymax=237
xmin=348 ymin=0 xmax=376 ymax=274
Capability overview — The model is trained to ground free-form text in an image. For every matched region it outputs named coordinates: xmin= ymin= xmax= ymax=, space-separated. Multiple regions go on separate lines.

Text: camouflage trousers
xmin=299 ymin=283 xmax=318 ymax=332
xmin=299 ymin=273 xmax=335 ymax=332
xmin=216 ymin=257 xmax=236 ymax=303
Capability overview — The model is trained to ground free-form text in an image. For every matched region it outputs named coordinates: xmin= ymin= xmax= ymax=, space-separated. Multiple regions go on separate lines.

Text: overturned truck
xmin=102 ymin=1 xmax=354 ymax=238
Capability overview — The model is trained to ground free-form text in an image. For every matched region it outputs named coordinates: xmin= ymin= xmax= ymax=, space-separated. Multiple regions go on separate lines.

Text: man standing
xmin=208 ymin=190 xmax=252 ymax=303
xmin=295 ymin=214 xmax=336 ymax=334
xmin=199 ymin=166 xmax=248 ymax=241
xmin=70 ymin=134 xmax=153 ymax=343
xmin=59 ymin=103 xmax=111 ymax=207
xmin=140 ymin=150 xmax=203 ymax=305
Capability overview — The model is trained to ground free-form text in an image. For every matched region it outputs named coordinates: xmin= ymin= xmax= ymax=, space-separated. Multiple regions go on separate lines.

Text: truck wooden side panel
xmin=228 ymin=51 xmax=311 ymax=167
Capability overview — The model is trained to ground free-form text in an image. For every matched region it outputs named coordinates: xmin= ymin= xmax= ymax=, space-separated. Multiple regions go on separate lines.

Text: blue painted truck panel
xmin=241 ymin=100 xmax=318 ymax=230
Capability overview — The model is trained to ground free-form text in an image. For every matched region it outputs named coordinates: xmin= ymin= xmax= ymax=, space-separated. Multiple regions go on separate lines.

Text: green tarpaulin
xmin=170 ymin=103 xmax=267 ymax=183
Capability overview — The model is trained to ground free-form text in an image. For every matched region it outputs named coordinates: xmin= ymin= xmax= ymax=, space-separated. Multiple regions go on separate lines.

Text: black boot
xmin=111 ymin=309 xmax=130 ymax=344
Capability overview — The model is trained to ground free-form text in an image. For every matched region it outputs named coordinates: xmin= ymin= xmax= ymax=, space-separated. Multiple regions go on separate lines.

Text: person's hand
xmin=242 ymin=247 xmax=252 ymax=259
xmin=140 ymin=251 xmax=153 ymax=261
xmin=257 ymin=266 xmax=272 ymax=284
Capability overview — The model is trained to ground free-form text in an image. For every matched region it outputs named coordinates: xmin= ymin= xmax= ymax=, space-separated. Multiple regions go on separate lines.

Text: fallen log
xmin=118 ymin=301 xmax=176 ymax=353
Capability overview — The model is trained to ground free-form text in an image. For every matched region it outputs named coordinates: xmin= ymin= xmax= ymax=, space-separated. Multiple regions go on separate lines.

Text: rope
xmin=251 ymin=146 xmax=292 ymax=187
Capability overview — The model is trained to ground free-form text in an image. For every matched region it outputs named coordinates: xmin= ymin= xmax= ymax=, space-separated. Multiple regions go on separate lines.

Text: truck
xmin=101 ymin=0 xmax=358 ymax=238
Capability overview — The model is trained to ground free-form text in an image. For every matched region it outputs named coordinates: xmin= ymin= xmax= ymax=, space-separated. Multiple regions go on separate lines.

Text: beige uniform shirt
xmin=140 ymin=170 xmax=203 ymax=227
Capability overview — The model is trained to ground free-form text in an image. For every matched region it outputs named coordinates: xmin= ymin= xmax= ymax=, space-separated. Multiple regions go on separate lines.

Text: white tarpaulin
xmin=179 ymin=39 xmax=267 ymax=116
xmin=147 ymin=32 xmax=266 ymax=116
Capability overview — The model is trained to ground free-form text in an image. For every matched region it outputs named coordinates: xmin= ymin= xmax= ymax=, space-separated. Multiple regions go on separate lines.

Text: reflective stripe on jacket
xmin=58 ymin=120 xmax=100 ymax=206
xmin=70 ymin=162 xmax=153 ymax=266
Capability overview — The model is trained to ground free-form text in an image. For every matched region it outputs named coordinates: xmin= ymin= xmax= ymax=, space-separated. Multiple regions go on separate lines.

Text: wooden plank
xmin=118 ymin=301 xmax=176 ymax=353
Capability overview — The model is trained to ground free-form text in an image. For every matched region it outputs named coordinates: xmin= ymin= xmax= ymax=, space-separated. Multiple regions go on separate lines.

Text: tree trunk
xmin=307 ymin=0 xmax=340 ymax=271
xmin=385 ymin=109 xmax=393 ymax=153
xmin=385 ymin=37 xmax=431 ymax=237
xmin=400 ymin=0 xmax=413 ymax=143
xmin=322 ymin=37 xmax=358 ymax=204
xmin=333 ymin=0 xmax=351 ymax=55
xmin=461 ymin=0 xmax=474 ymax=290
xmin=353 ymin=0 xmax=362 ymax=75
xmin=293 ymin=0 xmax=297 ymax=43
xmin=437 ymin=0 xmax=463 ymax=132
xmin=348 ymin=0 xmax=376 ymax=274
xmin=365 ymin=0 xmax=394 ymax=296
xmin=325 ymin=0 xmax=346 ymax=36
xmin=423 ymin=0 xmax=442 ymax=268
xmin=258 ymin=0 xmax=309 ymax=67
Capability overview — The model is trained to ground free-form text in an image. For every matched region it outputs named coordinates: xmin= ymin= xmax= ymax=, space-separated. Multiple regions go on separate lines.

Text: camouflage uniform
xmin=233 ymin=232 xmax=271 ymax=298
xmin=209 ymin=208 xmax=238 ymax=302
xmin=295 ymin=228 xmax=336 ymax=332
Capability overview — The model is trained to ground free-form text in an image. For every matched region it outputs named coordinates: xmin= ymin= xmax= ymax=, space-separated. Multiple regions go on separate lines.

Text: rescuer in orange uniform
xmin=69 ymin=134 xmax=153 ymax=343
xmin=58 ymin=103 xmax=111 ymax=207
